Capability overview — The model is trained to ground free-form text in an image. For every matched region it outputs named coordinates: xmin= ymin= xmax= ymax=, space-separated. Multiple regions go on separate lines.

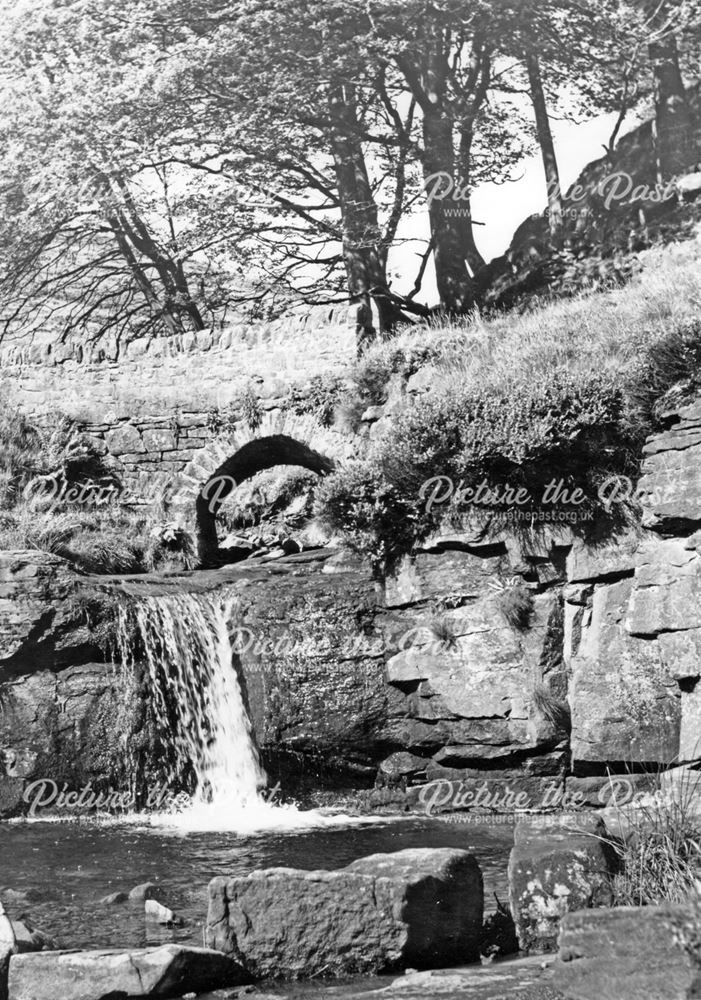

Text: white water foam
xmin=117 ymin=590 xmax=385 ymax=834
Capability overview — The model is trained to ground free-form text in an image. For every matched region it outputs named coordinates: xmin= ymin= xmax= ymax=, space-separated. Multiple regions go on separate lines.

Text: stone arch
xmin=195 ymin=434 xmax=335 ymax=565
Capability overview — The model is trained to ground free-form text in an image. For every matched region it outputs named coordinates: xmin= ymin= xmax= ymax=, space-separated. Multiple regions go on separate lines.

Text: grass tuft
xmin=531 ymin=681 xmax=572 ymax=734
xmin=598 ymin=766 xmax=701 ymax=907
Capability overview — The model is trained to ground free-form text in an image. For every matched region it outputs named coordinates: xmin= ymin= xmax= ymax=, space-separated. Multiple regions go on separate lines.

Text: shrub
xmin=284 ymin=374 xmax=346 ymax=427
xmin=625 ymin=319 xmax=701 ymax=429
xmin=147 ymin=522 xmax=197 ymax=572
xmin=0 ymin=403 xmax=112 ymax=509
xmin=547 ymin=240 xmax=643 ymax=299
xmin=380 ymin=366 xmax=640 ymax=526
xmin=352 ymin=341 xmax=443 ymax=404
xmin=206 ymin=385 xmax=263 ymax=436
xmin=316 ymin=367 xmax=642 ymax=565
xmin=240 ymin=384 xmax=262 ymax=431
xmin=315 ymin=461 xmax=427 ymax=567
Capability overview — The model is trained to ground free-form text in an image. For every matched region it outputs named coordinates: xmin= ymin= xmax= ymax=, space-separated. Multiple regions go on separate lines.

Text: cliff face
xmin=0 ymin=397 xmax=699 ymax=816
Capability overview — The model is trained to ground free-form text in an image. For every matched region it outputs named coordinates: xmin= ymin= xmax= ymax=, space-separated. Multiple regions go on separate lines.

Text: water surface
xmin=0 ymin=816 xmax=513 ymax=951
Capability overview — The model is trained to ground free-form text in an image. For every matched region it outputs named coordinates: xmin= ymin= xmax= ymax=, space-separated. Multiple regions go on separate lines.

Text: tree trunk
xmin=457 ymin=122 xmax=485 ymax=275
xmin=422 ymin=105 xmax=476 ymax=312
xmin=328 ymin=87 xmax=400 ymax=353
xmin=525 ymin=51 xmax=563 ymax=235
xmin=112 ymin=173 xmax=205 ymax=333
xmin=648 ymin=31 xmax=693 ymax=180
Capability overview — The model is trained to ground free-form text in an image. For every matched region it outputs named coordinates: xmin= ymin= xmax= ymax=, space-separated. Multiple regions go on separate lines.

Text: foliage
xmin=531 ymin=681 xmax=572 ymax=733
xmin=546 ymin=242 xmax=643 ymax=299
xmin=599 ymin=769 xmax=701 ymax=907
xmin=239 ymin=385 xmax=263 ymax=432
xmin=317 ymin=368 xmax=639 ymax=562
xmin=283 ymin=375 xmax=346 ymax=427
xmin=427 ymin=612 xmax=458 ymax=651
xmin=2 ymin=0 xmax=686 ymax=346
xmin=318 ymin=245 xmax=701 ymax=562
xmin=147 ymin=522 xmax=197 ymax=573
xmin=0 ymin=402 xmax=111 ymax=509
xmin=315 ymin=461 xmax=426 ymax=568
xmin=380 ymin=366 xmax=636 ymax=512
xmin=625 ymin=318 xmax=701 ymax=429
xmin=491 ymin=579 xmax=535 ymax=631
xmin=352 ymin=343 xmax=443 ymax=405
xmin=0 ymin=506 xmax=146 ymax=573
xmin=206 ymin=385 xmax=263 ymax=437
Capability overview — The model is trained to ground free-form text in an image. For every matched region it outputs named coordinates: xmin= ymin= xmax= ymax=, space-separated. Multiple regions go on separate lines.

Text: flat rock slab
xmin=554 ymin=903 xmax=701 ymax=1000
xmin=207 ymin=847 xmax=483 ymax=979
xmin=8 ymin=944 xmax=248 ymax=1000
xmin=342 ymin=956 xmax=565 ymax=999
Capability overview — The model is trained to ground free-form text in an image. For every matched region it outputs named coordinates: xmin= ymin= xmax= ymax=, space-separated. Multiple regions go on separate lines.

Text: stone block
xmin=555 ymin=903 xmax=701 ymax=1000
xmin=206 ymin=848 xmax=483 ymax=978
xmin=8 ymin=945 xmax=247 ymax=1000
xmin=508 ymin=814 xmax=615 ymax=953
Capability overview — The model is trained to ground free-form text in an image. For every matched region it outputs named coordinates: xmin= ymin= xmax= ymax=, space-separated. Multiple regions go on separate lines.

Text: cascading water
xmin=116 ymin=588 xmax=381 ymax=834
xmin=119 ymin=591 xmax=266 ymax=815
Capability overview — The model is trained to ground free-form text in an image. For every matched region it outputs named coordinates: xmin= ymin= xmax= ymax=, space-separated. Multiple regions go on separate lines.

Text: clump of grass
xmin=146 ymin=522 xmax=197 ymax=573
xmin=490 ymin=578 xmax=535 ymax=631
xmin=599 ymin=767 xmax=701 ymax=907
xmin=531 ymin=681 xmax=571 ymax=734
xmin=427 ymin=612 xmax=458 ymax=651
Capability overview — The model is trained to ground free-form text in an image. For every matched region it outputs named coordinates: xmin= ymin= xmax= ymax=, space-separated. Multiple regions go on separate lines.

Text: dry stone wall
xmin=0 ymin=311 xmax=356 ymax=500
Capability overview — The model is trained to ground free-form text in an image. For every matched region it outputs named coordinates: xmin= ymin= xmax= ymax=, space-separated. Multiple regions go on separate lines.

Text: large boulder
xmin=7 ymin=945 xmax=248 ymax=1000
xmin=508 ymin=814 xmax=616 ymax=953
xmin=554 ymin=903 xmax=701 ymax=1000
xmin=206 ymin=848 xmax=483 ymax=978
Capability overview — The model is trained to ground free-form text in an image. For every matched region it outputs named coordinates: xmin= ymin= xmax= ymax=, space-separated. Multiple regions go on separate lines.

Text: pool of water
xmin=0 ymin=815 xmax=514 ymax=952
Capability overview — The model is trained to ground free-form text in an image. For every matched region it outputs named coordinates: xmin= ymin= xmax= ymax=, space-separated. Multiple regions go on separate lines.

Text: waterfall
xmin=117 ymin=589 xmax=269 ymax=825
xmin=116 ymin=587 xmax=385 ymax=834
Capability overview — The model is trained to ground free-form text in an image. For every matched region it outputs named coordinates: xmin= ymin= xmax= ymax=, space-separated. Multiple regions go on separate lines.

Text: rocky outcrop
xmin=638 ymin=398 xmax=701 ymax=533
xmin=555 ymin=903 xmax=701 ymax=1000
xmin=206 ymin=848 xmax=483 ymax=978
xmin=0 ymin=552 xmax=112 ymax=675
xmin=3 ymin=389 xmax=701 ymax=811
xmin=0 ymin=660 xmax=156 ymax=818
xmin=7 ymin=945 xmax=248 ymax=1000
xmin=508 ymin=815 xmax=615 ymax=954
xmin=0 ymin=551 xmax=147 ymax=817
xmin=379 ymin=538 xmax=568 ymax=788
